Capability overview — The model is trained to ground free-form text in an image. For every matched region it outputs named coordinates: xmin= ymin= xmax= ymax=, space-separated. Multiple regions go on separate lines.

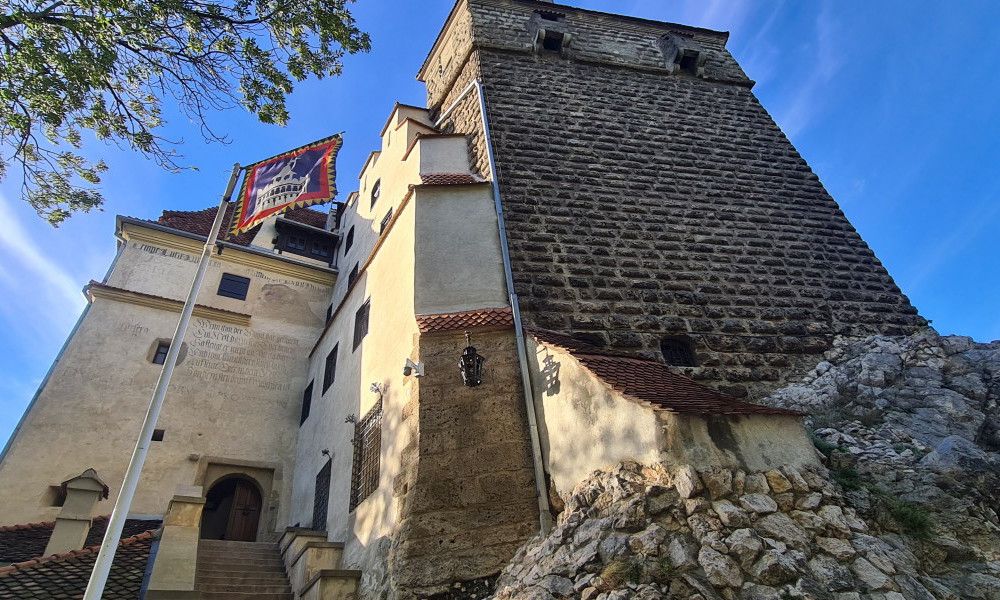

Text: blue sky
xmin=1 ymin=0 xmax=998 ymax=445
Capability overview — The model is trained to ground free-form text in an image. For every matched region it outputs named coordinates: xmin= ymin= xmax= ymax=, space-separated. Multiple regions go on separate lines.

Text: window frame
xmin=322 ymin=345 xmax=338 ymax=393
xmin=300 ymin=380 xmax=314 ymax=425
xmin=217 ymin=273 xmax=251 ymax=301
xmin=353 ymin=300 xmax=370 ymax=351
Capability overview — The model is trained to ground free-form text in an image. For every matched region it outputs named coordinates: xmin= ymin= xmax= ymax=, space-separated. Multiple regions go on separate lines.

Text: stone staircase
xmin=196 ymin=539 xmax=294 ymax=600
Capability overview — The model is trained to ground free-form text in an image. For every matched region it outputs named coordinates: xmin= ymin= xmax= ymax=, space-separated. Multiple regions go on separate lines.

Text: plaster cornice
xmin=85 ymin=282 xmax=252 ymax=326
xmin=120 ymin=224 xmax=336 ymax=286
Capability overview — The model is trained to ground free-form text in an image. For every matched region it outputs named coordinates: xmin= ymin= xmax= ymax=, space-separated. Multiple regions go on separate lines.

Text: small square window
xmin=542 ymin=30 xmax=564 ymax=52
xmin=348 ymin=263 xmax=359 ymax=288
xmin=380 ymin=209 xmax=393 ymax=234
xmin=344 ymin=226 xmax=355 ymax=253
xmin=353 ymin=300 xmax=370 ymax=351
xmin=323 ymin=345 xmax=338 ymax=393
xmin=311 ymin=242 xmax=330 ymax=258
xmin=152 ymin=342 xmax=170 ymax=365
xmin=218 ymin=273 xmax=250 ymax=300
xmin=301 ymin=380 xmax=314 ymax=425
xmin=152 ymin=429 xmax=165 ymax=442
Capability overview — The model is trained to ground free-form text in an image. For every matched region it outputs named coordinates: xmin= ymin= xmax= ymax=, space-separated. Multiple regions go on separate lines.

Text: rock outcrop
xmin=488 ymin=332 xmax=1000 ymax=600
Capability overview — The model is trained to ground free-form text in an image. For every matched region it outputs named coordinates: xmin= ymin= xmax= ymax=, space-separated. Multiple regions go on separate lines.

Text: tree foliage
xmin=0 ymin=0 xmax=369 ymax=224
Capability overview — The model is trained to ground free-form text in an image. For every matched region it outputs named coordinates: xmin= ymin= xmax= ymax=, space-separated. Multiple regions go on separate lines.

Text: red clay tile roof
xmin=0 ymin=529 xmax=156 ymax=599
xmin=531 ymin=329 xmax=804 ymax=417
xmin=419 ymin=173 xmax=480 ymax=186
xmin=143 ymin=204 xmax=329 ymax=247
xmin=416 ymin=308 xmax=514 ymax=333
xmin=0 ymin=517 xmax=161 ymax=564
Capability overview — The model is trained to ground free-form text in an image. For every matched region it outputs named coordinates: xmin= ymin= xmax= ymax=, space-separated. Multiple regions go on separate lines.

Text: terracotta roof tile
xmin=0 ymin=529 xmax=157 ymax=599
xmin=416 ymin=308 xmax=514 ymax=333
xmin=126 ymin=204 xmax=330 ymax=247
xmin=530 ymin=329 xmax=804 ymax=417
xmin=0 ymin=516 xmax=161 ymax=564
xmin=419 ymin=173 xmax=480 ymax=186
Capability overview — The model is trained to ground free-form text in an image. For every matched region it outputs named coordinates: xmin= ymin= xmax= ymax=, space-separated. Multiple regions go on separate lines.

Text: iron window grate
xmin=349 ymin=398 xmax=382 ymax=511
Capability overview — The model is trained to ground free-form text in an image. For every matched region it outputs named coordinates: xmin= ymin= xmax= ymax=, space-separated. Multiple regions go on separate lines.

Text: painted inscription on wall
xmin=185 ymin=319 xmax=299 ymax=392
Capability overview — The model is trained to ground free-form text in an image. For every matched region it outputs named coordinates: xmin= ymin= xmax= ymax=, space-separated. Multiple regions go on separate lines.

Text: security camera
xmin=403 ymin=358 xmax=424 ymax=377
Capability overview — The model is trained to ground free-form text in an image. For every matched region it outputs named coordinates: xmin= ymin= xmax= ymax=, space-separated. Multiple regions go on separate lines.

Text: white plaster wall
xmin=413 ymin=185 xmax=508 ymax=315
xmin=417 ymin=136 xmax=475 ymax=174
xmin=527 ymin=339 xmax=664 ymax=498
xmin=0 ymin=237 xmax=332 ymax=527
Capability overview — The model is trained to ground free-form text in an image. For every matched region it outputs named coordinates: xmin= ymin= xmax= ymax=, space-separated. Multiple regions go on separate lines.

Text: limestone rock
xmin=808 ymin=554 xmax=856 ymax=592
xmin=850 ymin=557 xmax=892 ymax=592
xmin=744 ymin=474 xmax=770 ymax=494
xmin=816 ymin=537 xmax=857 ymax=561
xmin=697 ymin=547 xmax=742 ymax=588
xmin=675 ymin=465 xmax=703 ymax=499
xmin=725 ymin=528 xmax=762 ymax=569
xmin=753 ymin=513 xmax=809 ymax=549
xmin=749 ymin=550 xmax=799 ymax=586
xmin=764 ymin=470 xmax=792 ymax=494
xmin=711 ymin=500 xmax=750 ymax=527
xmin=741 ymin=583 xmax=781 ymax=600
xmin=739 ymin=494 xmax=778 ymax=515
xmin=701 ymin=469 xmax=733 ymax=500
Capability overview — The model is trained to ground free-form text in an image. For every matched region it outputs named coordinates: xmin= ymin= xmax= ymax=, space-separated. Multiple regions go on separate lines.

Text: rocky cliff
xmin=488 ymin=331 xmax=1000 ymax=600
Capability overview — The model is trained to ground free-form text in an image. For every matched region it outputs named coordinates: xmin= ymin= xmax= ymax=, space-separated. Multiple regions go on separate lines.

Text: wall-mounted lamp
xmin=459 ymin=331 xmax=486 ymax=387
xmin=403 ymin=358 xmax=425 ymax=377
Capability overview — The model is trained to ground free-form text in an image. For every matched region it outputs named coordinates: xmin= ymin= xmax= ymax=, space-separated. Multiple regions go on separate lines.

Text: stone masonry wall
xmin=388 ymin=329 xmax=539 ymax=599
xmin=425 ymin=0 xmax=922 ymax=397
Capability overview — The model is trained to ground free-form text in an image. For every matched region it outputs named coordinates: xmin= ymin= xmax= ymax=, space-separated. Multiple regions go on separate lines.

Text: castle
xmin=0 ymin=1 xmax=922 ymax=599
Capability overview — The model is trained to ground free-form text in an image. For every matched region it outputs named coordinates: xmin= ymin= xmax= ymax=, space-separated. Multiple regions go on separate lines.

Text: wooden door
xmin=225 ymin=480 xmax=261 ymax=541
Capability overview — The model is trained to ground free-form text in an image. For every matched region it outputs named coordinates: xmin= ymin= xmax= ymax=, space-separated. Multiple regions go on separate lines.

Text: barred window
xmin=349 ymin=398 xmax=382 ymax=511
xmin=312 ymin=459 xmax=331 ymax=531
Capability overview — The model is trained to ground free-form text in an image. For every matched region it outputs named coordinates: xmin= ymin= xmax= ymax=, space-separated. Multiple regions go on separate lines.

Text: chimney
xmin=43 ymin=468 xmax=109 ymax=556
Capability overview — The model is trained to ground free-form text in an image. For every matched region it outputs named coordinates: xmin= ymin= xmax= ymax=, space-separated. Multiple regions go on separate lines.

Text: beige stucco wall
xmin=0 ymin=229 xmax=333 ymax=528
xmin=528 ymin=339 xmax=819 ymax=499
xmin=413 ymin=184 xmax=507 ymax=316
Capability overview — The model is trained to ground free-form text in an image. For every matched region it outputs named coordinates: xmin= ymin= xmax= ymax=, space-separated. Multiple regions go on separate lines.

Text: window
xmin=310 ymin=241 xmax=331 ymax=258
xmin=285 ymin=235 xmax=307 ymax=251
xmin=325 ymin=304 xmax=333 ymax=323
xmin=349 ymin=398 xmax=382 ymax=511
xmin=151 ymin=429 xmax=165 ymax=442
xmin=300 ymin=380 xmax=314 ymax=425
xmin=313 ymin=460 xmax=332 ymax=530
xmin=152 ymin=342 xmax=170 ymax=365
xmin=322 ymin=345 xmax=338 ymax=393
xmin=380 ymin=208 xmax=393 ymax=234
xmin=344 ymin=226 xmax=355 ymax=253
xmin=661 ymin=338 xmax=696 ymax=367
xmin=541 ymin=30 xmax=564 ymax=52
xmin=217 ymin=273 xmax=250 ymax=300
xmin=370 ymin=179 xmax=381 ymax=208
xmin=348 ymin=263 xmax=359 ymax=288
xmin=353 ymin=300 xmax=370 ymax=351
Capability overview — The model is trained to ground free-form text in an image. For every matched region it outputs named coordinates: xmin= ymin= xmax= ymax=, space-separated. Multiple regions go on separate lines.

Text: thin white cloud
xmin=773 ymin=0 xmax=843 ymax=138
xmin=0 ymin=193 xmax=85 ymax=309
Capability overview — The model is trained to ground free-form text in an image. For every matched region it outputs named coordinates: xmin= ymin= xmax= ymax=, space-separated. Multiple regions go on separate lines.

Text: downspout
xmin=436 ymin=80 xmax=553 ymax=534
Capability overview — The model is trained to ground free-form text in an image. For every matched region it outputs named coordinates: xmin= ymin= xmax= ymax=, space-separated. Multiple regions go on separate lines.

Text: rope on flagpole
xmin=83 ymin=163 xmax=243 ymax=600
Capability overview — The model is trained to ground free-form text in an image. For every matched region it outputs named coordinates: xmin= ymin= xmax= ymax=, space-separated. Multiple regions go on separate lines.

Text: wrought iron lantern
xmin=459 ymin=332 xmax=486 ymax=387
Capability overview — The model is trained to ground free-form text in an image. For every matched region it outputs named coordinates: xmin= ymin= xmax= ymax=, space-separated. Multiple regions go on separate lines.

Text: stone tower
xmin=419 ymin=0 xmax=922 ymax=397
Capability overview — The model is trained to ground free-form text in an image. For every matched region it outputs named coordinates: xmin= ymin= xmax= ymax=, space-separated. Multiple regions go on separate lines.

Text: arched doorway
xmin=200 ymin=477 xmax=262 ymax=541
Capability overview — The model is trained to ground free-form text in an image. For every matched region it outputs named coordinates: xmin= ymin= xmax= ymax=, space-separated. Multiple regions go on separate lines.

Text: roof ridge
xmin=0 ymin=520 xmax=55 ymax=532
xmin=0 ymin=529 xmax=157 ymax=578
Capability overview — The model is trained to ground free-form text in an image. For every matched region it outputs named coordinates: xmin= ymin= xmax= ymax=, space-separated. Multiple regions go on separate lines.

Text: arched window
xmin=660 ymin=338 xmax=696 ymax=367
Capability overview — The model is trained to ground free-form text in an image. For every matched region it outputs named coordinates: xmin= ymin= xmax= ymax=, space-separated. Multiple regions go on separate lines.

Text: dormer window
xmin=661 ymin=338 xmax=696 ymax=367
xmin=275 ymin=219 xmax=337 ymax=263
xmin=371 ymin=180 xmax=381 ymax=208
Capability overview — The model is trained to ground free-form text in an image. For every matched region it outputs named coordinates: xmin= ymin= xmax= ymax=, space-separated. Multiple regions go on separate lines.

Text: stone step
xmin=198 ymin=557 xmax=286 ymax=568
xmin=198 ymin=574 xmax=292 ymax=586
xmin=199 ymin=540 xmax=280 ymax=549
xmin=199 ymin=566 xmax=288 ymax=576
xmin=199 ymin=593 xmax=292 ymax=600
xmin=197 ymin=583 xmax=292 ymax=593
xmin=199 ymin=553 xmax=286 ymax=564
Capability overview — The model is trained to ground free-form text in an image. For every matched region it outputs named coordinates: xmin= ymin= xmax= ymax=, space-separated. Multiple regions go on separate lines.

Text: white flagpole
xmin=83 ymin=163 xmax=243 ymax=600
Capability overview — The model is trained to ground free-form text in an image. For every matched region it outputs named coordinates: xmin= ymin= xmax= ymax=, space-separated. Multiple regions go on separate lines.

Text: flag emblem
xmin=230 ymin=134 xmax=342 ymax=235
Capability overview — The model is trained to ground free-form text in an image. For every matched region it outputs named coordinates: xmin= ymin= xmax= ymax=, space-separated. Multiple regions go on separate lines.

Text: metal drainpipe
xmin=437 ymin=81 xmax=553 ymax=534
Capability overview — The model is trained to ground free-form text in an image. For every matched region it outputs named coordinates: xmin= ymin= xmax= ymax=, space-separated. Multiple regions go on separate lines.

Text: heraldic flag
xmin=230 ymin=133 xmax=343 ymax=235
